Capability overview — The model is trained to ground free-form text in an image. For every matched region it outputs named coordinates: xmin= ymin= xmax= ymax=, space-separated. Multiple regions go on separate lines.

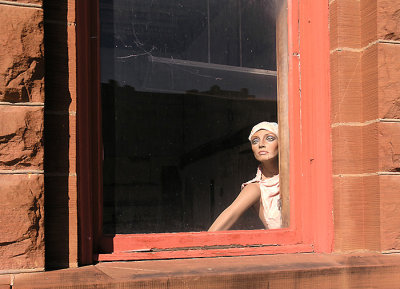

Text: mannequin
xmin=208 ymin=122 xmax=281 ymax=231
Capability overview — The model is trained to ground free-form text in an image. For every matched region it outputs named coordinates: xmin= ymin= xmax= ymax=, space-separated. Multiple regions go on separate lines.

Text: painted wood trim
xmin=76 ymin=0 xmax=102 ymax=265
xmin=77 ymin=0 xmax=333 ymax=263
xmin=100 ymin=229 xmax=299 ymax=253
xmin=298 ymin=0 xmax=334 ymax=252
xmin=96 ymin=244 xmax=314 ymax=262
xmin=277 ymin=0 xmax=290 ymax=228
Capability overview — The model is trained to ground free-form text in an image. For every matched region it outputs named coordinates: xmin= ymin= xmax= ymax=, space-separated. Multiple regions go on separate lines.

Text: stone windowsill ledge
xmin=2 ymin=253 xmax=400 ymax=289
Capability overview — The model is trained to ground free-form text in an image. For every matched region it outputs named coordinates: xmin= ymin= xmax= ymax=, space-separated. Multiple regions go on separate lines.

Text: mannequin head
xmin=250 ymin=129 xmax=278 ymax=163
xmin=249 ymin=122 xmax=279 ymax=175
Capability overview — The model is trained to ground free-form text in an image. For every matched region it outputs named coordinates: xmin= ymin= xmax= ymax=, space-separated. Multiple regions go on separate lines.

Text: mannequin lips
xmin=258 ymin=151 xmax=268 ymax=155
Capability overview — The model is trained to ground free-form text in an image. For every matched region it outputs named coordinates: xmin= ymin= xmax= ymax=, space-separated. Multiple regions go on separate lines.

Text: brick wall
xmin=0 ymin=0 xmax=45 ymax=271
xmin=330 ymin=0 xmax=400 ymax=252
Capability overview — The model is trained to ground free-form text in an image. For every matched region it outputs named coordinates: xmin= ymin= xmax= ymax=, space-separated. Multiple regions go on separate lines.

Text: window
xmin=76 ymin=0 xmax=333 ymax=264
xmin=101 ymin=0 xmax=280 ymax=234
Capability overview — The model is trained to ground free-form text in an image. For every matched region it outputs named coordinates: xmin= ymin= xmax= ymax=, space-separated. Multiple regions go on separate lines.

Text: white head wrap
xmin=248 ymin=121 xmax=278 ymax=141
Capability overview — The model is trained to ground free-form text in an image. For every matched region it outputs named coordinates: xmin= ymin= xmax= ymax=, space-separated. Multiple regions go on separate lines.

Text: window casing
xmin=101 ymin=0 xmax=280 ymax=235
xmin=76 ymin=0 xmax=333 ymax=264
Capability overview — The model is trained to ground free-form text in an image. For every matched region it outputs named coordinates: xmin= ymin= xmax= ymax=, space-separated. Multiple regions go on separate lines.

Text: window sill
xmin=96 ymin=243 xmax=314 ymax=262
xmin=9 ymin=253 xmax=400 ymax=288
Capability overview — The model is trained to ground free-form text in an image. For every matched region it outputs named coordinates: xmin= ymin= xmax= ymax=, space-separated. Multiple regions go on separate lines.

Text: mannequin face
xmin=250 ymin=129 xmax=278 ymax=163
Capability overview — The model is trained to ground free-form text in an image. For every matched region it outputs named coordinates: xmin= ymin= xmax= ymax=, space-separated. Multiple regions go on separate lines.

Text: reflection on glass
xmin=101 ymin=0 xmax=279 ymax=233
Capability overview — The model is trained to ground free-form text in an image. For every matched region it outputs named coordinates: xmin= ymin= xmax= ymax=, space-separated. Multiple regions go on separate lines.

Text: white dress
xmin=241 ymin=167 xmax=282 ymax=229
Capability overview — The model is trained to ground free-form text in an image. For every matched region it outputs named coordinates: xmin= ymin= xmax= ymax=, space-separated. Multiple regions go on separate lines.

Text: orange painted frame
xmin=77 ymin=0 xmax=333 ymax=264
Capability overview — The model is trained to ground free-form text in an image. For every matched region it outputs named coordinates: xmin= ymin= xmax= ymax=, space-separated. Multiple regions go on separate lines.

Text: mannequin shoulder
xmin=241 ymin=182 xmax=261 ymax=194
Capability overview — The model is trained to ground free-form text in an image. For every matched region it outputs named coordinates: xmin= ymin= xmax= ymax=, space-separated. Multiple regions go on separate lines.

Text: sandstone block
xmin=362 ymin=44 xmax=378 ymax=121
xmin=329 ymin=0 xmax=361 ymax=49
xmin=332 ymin=126 xmax=364 ymax=174
xmin=361 ymin=0 xmax=377 ymax=46
xmin=378 ymin=44 xmax=400 ymax=119
xmin=0 ymin=6 xmax=44 ymax=103
xmin=0 ymin=106 xmax=43 ymax=170
xmin=333 ymin=175 xmax=380 ymax=251
xmin=361 ymin=43 xmax=400 ymax=120
xmin=0 ymin=174 xmax=44 ymax=270
xmin=362 ymin=0 xmax=400 ymax=45
xmin=331 ymin=51 xmax=362 ymax=123
xmin=332 ymin=122 xmax=400 ymax=174
xmin=379 ymin=122 xmax=400 ymax=172
xmin=0 ymin=275 xmax=9 ymax=289
xmin=380 ymin=175 xmax=400 ymax=251
xmin=362 ymin=123 xmax=380 ymax=172
xmin=377 ymin=0 xmax=400 ymax=41
xmin=329 ymin=0 xmax=339 ymax=49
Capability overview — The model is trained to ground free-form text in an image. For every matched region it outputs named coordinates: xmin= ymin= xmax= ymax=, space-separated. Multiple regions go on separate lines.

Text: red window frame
xmin=76 ymin=0 xmax=333 ymax=264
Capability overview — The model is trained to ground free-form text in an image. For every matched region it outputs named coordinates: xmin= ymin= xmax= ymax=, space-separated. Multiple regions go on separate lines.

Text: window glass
xmin=100 ymin=0 xmax=279 ymax=234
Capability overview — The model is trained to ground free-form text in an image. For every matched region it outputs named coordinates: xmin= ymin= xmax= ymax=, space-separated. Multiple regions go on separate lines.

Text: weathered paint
xmin=96 ymin=244 xmax=314 ymax=262
xmin=93 ymin=0 xmax=333 ymax=261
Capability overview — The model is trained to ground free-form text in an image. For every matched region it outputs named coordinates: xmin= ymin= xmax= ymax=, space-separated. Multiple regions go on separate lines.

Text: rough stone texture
xmin=0 ymin=6 xmax=44 ymax=103
xmin=330 ymin=51 xmax=362 ymax=123
xmin=379 ymin=122 xmax=400 ymax=172
xmin=362 ymin=0 xmax=400 ymax=45
xmin=0 ymin=174 xmax=44 ymax=270
xmin=332 ymin=120 xmax=400 ymax=251
xmin=377 ymin=0 xmax=400 ymax=41
xmin=329 ymin=0 xmax=361 ymax=49
xmin=378 ymin=43 xmax=400 ymax=119
xmin=380 ymin=175 xmax=400 ymax=251
xmin=332 ymin=121 xmax=400 ymax=175
xmin=333 ymin=175 xmax=380 ymax=251
xmin=362 ymin=43 xmax=400 ymax=121
xmin=0 ymin=106 xmax=43 ymax=170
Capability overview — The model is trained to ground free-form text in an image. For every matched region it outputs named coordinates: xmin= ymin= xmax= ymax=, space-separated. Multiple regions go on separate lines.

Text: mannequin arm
xmin=208 ymin=183 xmax=261 ymax=231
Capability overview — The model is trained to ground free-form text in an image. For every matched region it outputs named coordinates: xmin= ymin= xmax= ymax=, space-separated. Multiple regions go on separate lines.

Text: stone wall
xmin=0 ymin=0 xmax=78 ymax=271
xmin=1 ymin=0 xmax=400 ymax=272
xmin=330 ymin=0 xmax=400 ymax=252
xmin=43 ymin=0 xmax=78 ymax=269
xmin=0 ymin=0 xmax=44 ymax=271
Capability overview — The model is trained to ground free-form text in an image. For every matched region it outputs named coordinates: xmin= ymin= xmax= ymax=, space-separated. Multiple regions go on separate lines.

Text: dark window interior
xmin=100 ymin=0 xmax=278 ymax=234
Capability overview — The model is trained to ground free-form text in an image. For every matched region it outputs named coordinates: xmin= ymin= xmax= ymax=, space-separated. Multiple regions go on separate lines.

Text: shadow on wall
xmin=43 ymin=0 xmax=71 ymax=270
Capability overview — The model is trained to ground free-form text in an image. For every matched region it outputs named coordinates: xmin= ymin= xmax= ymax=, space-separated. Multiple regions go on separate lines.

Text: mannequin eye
xmin=266 ymin=135 xmax=276 ymax=142
xmin=251 ymin=137 xmax=260 ymax=145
